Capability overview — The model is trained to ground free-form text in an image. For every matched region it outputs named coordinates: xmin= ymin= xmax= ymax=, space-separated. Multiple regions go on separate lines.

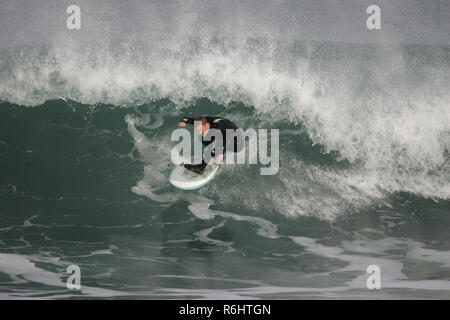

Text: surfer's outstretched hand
xmin=216 ymin=153 xmax=224 ymax=164
xmin=178 ymin=122 xmax=186 ymax=127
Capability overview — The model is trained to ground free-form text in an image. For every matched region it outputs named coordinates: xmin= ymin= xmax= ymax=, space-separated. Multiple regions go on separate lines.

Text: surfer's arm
xmin=215 ymin=153 xmax=224 ymax=164
xmin=179 ymin=117 xmax=195 ymax=126
xmin=208 ymin=141 xmax=224 ymax=164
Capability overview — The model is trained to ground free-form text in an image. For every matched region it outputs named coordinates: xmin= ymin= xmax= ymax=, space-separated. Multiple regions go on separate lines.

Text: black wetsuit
xmin=180 ymin=116 xmax=242 ymax=173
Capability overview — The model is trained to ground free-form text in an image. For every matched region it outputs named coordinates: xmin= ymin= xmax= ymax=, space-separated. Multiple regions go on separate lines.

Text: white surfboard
xmin=169 ymin=162 xmax=219 ymax=191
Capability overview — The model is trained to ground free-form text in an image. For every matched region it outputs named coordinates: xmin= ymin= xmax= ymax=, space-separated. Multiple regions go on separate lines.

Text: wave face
xmin=1 ymin=40 xmax=449 ymax=219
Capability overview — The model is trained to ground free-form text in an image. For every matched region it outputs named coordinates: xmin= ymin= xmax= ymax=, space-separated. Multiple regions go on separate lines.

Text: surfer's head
xmin=195 ymin=116 xmax=210 ymax=136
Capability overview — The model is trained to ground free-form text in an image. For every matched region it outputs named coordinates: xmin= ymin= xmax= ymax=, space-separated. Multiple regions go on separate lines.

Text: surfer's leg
xmin=198 ymin=159 xmax=207 ymax=171
xmin=184 ymin=159 xmax=207 ymax=174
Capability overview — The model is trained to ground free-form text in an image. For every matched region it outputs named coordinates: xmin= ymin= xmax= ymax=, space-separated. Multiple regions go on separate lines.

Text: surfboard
xmin=169 ymin=162 xmax=219 ymax=191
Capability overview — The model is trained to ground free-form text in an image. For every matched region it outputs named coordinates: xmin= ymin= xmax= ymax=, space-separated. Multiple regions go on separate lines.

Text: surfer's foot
xmin=184 ymin=164 xmax=205 ymax=174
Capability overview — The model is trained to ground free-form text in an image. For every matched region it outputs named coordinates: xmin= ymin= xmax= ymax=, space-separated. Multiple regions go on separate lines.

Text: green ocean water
xmin=0 ymin=40 xmax=449 ymax=299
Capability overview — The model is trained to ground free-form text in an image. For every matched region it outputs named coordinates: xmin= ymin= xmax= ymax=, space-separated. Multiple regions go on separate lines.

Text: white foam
xmin=188 ymin=201 xmax=279 ymax=239
xmin=290 ymin=236 xmax=450 ymax=291
xmin=0 ymin=253 xmax=128 ymax=298
xmin=0 ymin=253 xmax=62 ymax=287
xmin=126 ymin=114 xmax=178 ymax=203
xmin=194 ymin=222 xmax=235 ymax=253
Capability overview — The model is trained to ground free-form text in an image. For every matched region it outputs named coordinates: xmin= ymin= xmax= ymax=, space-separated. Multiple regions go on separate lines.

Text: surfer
xmin=178 ymin=116 xmax=243 ymax=174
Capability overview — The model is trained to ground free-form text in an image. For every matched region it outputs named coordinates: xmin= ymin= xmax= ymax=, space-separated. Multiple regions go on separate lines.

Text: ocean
xmin=0 ymin=1 xmax=449 ymax=299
